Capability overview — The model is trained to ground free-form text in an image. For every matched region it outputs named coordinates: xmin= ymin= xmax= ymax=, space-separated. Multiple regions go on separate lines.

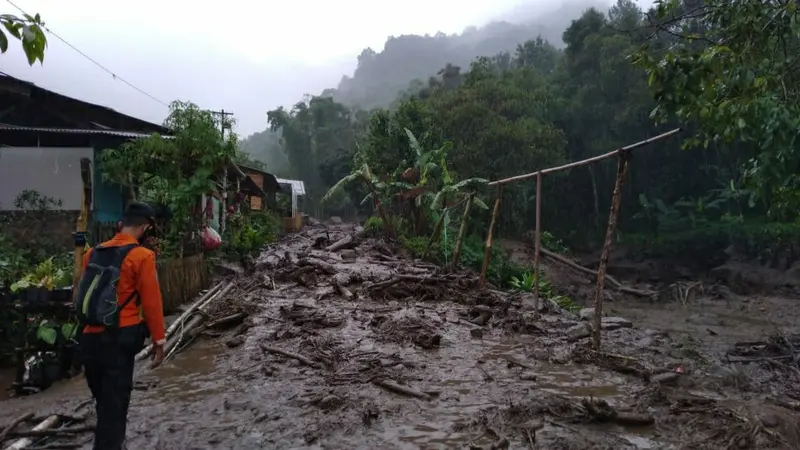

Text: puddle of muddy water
xmin=143 ymin=339 xmax=225 ymax=403
xmin=385 ymin=336 xmax=652 ymax=449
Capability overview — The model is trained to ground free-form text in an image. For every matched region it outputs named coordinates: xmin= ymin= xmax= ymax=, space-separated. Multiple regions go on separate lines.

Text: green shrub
xmin=400 ymin=232 xmax=526 ymax=286
xmin=509 ymin=270 xmax=582 ymax=313
xmin=222 ymin=211 xmax=281 ymax=260
xmin=625 ymin=220 xmax=800 ymax=267
xmin=364 ymin=216 xmax=384 ymax=236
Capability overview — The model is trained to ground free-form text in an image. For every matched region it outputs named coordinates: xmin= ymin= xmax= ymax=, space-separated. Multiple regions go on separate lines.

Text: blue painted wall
xmin=92 ymin=148 xmax=125 ymax=223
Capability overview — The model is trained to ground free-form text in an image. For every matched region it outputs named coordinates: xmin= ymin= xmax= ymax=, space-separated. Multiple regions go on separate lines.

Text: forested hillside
xmin=238 ymin=0 xmax=606 ymax=176
xmin=328 ymin=0 xmax=608 ymax=110
xmin=246 ymin=0 xmax=800 ymax=270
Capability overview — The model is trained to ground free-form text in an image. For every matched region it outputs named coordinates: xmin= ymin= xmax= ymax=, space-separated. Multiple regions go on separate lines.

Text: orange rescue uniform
xmin=81 ymin=233 xmax=166 ymax=344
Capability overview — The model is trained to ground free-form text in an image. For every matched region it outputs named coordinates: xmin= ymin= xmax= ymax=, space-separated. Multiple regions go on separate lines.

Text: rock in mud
xmin=318 ymin=394 xmax=344 ymax=410
xmin=329 ymin=216 xmax=343 ymax=225
xmin=566 ymin=323 xmax=591 ymax=341
xmin=600 ymin=317 xmax=633 ymax=330
xmin=687 ymin=313 xmax=723 ymax=326
xmin=339 ymin=249 xmax=357 ymax=260
xmin=414 ymin=332 xmax=442 ymax=349
xmin=520 ymin=371 xmax=537 ymax=381
xmin=225 ymin=335 xmax=246 ymax=348
xmin=579 ymin=308 xmax=596 ymax=321
xmin=470 ymin=328 xmax=484 ymax=339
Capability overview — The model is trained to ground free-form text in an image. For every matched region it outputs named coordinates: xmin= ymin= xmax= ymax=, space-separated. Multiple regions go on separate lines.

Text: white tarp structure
xmin=276 ymin=178 xmax=305 ymax=216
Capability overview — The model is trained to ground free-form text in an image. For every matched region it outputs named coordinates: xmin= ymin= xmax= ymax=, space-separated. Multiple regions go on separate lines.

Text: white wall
xmin=0 ymin=147 xmax=94 ymax=210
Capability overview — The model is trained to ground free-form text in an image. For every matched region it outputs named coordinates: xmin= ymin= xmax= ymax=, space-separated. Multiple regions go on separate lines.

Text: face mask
xmin=138 ymin=226 xmax=152 ymax=245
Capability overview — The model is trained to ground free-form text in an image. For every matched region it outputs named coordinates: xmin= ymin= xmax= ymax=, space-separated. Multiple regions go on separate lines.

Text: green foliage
xmin=508 ymin=270 xmax=581 ymax=313
xmin=99 ymin=101 xmax=237 ymax=255
xmin=541 ymin=231 xmax=568 ymax=254
xmin=222 ymin=211 xmax=281 ymax=260
xmin=0 ymin=190 xmax=71 ymax=290
xmin=364 ymin=216 xmax=383 ymax=236
xmin=0 ymin=232 xmax=29 ymax=290
xmin=10 ymin=256 xmax=71 ymax=292
xmin=0 ymin=12 xmax=46 ymax=65
xmin=636 ymin=0 xmax=800 ymax=219
xmin=257 ymin=0 xmax=800 ymax=271
xmin=401 ymin=232 xmax=525 ymax=286
xmin=627 ymin=220 xmax=800 ymax=268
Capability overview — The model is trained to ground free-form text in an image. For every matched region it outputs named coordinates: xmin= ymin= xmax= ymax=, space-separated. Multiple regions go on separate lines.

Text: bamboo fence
xmin=479 ymin=128 xmax=681 ymax=349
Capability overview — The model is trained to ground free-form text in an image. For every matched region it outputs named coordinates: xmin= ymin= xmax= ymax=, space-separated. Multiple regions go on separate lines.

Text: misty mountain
xmin=330 ymin=0 xmax=608 ymax=110
xmin=239 ymin=0 xmax=608 ymax=171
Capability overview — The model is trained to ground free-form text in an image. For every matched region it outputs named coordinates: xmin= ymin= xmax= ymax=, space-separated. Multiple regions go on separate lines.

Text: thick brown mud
xmin=2 ymin=225 xmax=800 ymax=449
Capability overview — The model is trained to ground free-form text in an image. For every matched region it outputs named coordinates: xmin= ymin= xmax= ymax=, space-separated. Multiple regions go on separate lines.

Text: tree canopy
xmin=0 ymin=12 xmax=46 ymax=65
xmin=240 ymin=0 xmax=800 ymax=267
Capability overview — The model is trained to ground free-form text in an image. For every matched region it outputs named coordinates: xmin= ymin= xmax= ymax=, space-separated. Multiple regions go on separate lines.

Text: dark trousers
xmin=80 ymin=326 xmax=144 ymax=450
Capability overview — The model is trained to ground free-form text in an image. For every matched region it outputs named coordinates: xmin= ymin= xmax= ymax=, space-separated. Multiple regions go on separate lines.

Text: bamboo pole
xmin=424 ymin=212 xmax=446 ymax=258
xmin=135 ymin=281 xmax=229 ymax=361
xmin=451 ymin=193 xmax=474 ymax=267
xmin=533 ymin=172 xmax=542 ymax=315
xmin=479 ymin=186 xmax=503 ymax=284
xmin=592 ymin=151 xmax=631 ymax=349
xmin=72 ymin=158 xmax=92 ymax=300
xmin=4 ymin=403 xmax=91 ymax=450
xmin=488 ymin=128 xmax=680 ymax=186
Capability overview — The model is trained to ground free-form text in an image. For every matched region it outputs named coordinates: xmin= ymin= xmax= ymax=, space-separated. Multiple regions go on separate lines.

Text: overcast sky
xmin=0 ymin=0 xmax=634 ymax=136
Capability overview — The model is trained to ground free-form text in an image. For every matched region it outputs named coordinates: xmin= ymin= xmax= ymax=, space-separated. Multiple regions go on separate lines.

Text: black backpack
xmin=75 ymin=244 xmax=140 ymax=328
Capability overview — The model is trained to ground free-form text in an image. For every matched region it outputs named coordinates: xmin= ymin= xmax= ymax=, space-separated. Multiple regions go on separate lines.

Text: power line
xmin=5 ymin=0 xmax=170 ymax=107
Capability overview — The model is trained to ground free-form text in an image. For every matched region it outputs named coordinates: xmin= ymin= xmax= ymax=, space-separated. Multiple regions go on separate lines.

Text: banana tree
xmin=322 ymin=160 xmax=395 ymax=238
xmin=397 ymin=128 xmax=453 ymax=234
xmin=425 ymin=177 xmax=489 ymax=259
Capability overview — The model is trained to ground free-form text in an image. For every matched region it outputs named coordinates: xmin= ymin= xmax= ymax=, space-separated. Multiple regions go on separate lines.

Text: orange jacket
xmin=81 ymin=233 xmax=166 ymax=345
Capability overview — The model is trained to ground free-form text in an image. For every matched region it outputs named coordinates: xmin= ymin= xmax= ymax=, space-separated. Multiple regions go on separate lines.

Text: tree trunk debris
xmin=539 ymin=248 xmax=654 ymax=298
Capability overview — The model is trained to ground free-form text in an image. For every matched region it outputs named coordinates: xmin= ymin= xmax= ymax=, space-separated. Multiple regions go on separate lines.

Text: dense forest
xmin=240 ymin=0 xmax=800 ymax=269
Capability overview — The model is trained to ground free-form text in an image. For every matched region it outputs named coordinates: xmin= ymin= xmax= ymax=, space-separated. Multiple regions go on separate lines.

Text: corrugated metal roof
xmin=0 ymin=125 xmax=174 ymax=139
xmin=276 ymin=177 xmax=306 ymax=196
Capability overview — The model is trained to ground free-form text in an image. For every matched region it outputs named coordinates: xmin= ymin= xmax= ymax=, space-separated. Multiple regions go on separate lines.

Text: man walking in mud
xmin=75 ymin=202 xmax=167 ymax=450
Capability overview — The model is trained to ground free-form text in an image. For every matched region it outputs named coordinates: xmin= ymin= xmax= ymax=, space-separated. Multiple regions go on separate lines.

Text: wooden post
xmin=480 ymin=186 xmax=503 ymax=284
xmin=592 ymin=152 xmax=631 ymax=349
xmin=73 ymin=158 xmax=92 ymax=299
xmin=424 ymin=212 xmax=445 ymax=258
xmin=451 ymin=193 xmax=474 ymax=267
xmin=533 ymin=172 xmax=542 ymax=314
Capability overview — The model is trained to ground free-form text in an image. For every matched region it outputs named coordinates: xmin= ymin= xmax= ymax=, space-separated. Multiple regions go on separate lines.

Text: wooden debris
xmin=260 ymin=344 xmax=322 ymax=369
xmin=539 ymin=248 xmax=654 ymax=298
xmin=372 ymin=379 xmax=431 ymax=400
xmin=0 ymin=412 xmax=33 ymax=443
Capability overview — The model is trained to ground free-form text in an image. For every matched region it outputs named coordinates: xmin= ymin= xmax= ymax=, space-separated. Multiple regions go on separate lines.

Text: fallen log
xmin=4 ymin=426 xmax=94 ymax=439
xmin=372 ymin=379 xmax=431 ymax=400
xmin=205 ymin=312 xmax=247 ymax=330
xmin=260 ymin=344 xmax=322 ymax=369
xmin=164 ymin=313 xmax=205 ymax=361
xmin=135 ymin=281 xmax=230 ymax=361
xmin=581 ymin=397 xmax=654 ymax=426
xmin=539 ymin=248 xmax=654 ymax=298
xmin=299 ymin=257 xmax=337 ymax=274
xmin=4 ymin=403 xmax=91 ymax=450
xmin=0 ymin=413 xmax=33 ymax=443
xmin=326 ymin=233 xmax=362 ymax=252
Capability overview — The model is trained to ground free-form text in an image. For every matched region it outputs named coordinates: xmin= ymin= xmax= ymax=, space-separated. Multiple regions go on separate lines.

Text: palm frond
xmin=405 ymin=128 xmax=424 ymax=158
xmin=472 ymin=196 xmax=489 ymax=210
xmin=321 ymin=172 xmax=360 ymax=204
xmin=451 ymin=177 xmax=489 ymax=190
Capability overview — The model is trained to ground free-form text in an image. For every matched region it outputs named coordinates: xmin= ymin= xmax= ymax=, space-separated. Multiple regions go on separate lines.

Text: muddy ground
xmin=2 ymin=224 xmax=800 ymax=450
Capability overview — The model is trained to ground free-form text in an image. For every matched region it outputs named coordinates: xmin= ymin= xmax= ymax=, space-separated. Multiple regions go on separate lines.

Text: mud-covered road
xmin=2 ymin=223 xmax=800 ymax=449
